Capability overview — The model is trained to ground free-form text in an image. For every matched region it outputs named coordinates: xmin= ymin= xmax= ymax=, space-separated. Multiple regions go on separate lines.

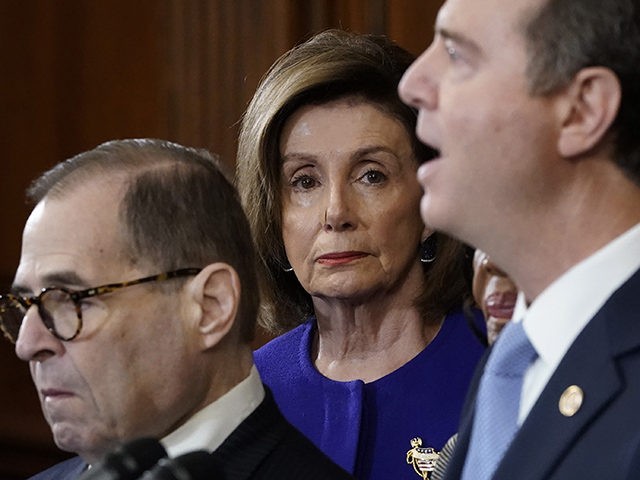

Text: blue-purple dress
xmin=254 ymin=308 xmax=486 ymax=480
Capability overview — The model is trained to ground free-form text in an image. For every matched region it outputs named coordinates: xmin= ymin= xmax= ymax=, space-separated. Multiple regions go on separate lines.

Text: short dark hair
xmin=523 ymin=0 xmax=640 ymax=185
xmin=236 ymin=29 xmax=471 ymax=333
xmin=28 ymin=138 xmax=259 ymax=342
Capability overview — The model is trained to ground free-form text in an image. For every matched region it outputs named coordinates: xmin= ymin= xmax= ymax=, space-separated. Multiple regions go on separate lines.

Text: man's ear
xmin=188 ymin=263 xmax=241 ymax=350
xmin=557 ymin=67 xmax=621 ymax=157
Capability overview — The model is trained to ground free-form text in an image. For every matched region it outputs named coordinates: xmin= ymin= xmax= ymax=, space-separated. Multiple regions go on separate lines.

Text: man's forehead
xmin=26 ymin=180 xmax=123 ymax=235
xmin=45 ymin=170 xmax=128 ymax=202
xmin=17 ymin=181 xmax=128 ymax=287
xmin=437 ymin=0 xmax=540 ymax=39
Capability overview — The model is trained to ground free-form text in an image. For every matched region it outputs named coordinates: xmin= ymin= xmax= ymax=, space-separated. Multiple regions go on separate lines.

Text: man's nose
xmin=398 ymin=43 xmax=439 ymax=112
xmin=15 ymin=306 xmax=62 ymax=362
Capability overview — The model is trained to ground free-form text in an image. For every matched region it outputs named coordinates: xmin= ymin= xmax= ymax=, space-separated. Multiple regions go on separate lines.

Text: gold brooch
xmin=406 ymin=437 xmax=439 ymax=479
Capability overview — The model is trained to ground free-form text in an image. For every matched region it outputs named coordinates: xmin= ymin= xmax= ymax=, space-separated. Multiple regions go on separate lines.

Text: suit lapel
xmin=495 ymin=268 xmax=640 ymax=480
xmin=210 ymin=387 xmax=285 ymax=479
xmin=495 ymin=317 xmax=621 ymax=479
xmin=29 ymin=456 xmax=86 ymax=480
xmin=67 ymin=458 xmax=88 ymax=479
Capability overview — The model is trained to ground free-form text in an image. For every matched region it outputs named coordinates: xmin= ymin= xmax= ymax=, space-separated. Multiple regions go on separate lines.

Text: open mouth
xmin=421 ymin=142 xmax=441 ymax=162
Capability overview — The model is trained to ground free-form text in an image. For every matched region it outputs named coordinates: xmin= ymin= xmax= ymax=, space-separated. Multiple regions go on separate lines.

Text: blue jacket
xmin=255 ymin=308 xmax=486 ymax=480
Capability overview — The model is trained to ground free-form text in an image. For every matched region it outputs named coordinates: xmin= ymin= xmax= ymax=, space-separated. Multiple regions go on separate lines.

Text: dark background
xmin=0 ymin=1 xmax=443 ymax=476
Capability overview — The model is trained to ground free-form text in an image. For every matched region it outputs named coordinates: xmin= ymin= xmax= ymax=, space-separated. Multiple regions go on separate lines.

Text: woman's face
xmin=279 ymin=98 xmax=427 ymax=304
xmin=472 ymin=249 xmax=518 ymax=344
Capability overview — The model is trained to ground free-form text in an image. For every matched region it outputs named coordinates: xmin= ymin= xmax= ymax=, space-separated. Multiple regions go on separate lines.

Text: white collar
xmin=161 ymin=365 xmax=265 ymax=457
xmin=516 ymin=222 xmax=640 ymax=371
xmin=513 ymin=222 xmax=640 ymax=423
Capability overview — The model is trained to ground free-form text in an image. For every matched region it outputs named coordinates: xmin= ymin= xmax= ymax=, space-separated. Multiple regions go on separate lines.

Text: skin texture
xmin=12 ymin=178 xmax=233 ymax=463
xmin=398 ymin=0 xmax=559 ymax=253
xmin=398 ymin=0 xmax=636 ymax=301
xmin=279 ymin=97 xmax=437 ymax=382
xmin=472 ymin=249 xmax=518 ymax=345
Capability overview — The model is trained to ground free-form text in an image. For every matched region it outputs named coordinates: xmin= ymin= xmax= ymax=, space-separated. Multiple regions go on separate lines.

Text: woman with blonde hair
xmin=236 ymin=29 xmax=485 ymax=480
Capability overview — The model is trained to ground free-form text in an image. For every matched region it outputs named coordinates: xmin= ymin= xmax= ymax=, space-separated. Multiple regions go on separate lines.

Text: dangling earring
xmin=420 ymin=236 xmax=437 ymax=263
xmin=282 ymin=260 xmax=294 ymax=272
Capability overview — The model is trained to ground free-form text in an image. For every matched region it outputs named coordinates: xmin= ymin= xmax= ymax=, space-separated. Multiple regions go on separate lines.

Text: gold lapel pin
xmin=559 ymin=385 xmax=584 ymax=417
xmin=406 ymin=437 xmax=439 ymax=479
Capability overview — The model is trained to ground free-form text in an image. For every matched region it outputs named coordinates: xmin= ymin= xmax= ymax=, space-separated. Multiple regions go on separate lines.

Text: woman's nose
xmin=322 ymin=184 xmax=356 ymax=232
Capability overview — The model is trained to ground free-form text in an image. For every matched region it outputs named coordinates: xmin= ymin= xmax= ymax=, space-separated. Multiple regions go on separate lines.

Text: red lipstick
xmin=316 ymin=251 xmax=368 ymax=266
xmin=484 ymin=291 xmax=517 ymax=319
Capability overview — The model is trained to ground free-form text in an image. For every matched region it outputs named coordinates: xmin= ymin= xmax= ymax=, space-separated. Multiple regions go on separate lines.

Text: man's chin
xmin=419 ymin=194 xmax=448 ymax=233
xmin=419 ymin=194 xmax=434 ymax=228
xmin=51 ymin=423 xmax=111 ymax=463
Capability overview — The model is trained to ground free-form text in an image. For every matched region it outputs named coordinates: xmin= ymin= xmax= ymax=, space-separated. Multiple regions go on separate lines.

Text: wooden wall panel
xmin=166 ymin=0 xmax=443 ymax=169
xmin=1 ymin=2 xmax=175 ymax=476
xmin=0 ymin=1 xmax=442 ymax=476
xmin=387 ymin=0 xmax=443 ymax=55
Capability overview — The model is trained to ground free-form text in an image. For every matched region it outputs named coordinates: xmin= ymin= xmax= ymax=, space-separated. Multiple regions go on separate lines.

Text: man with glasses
xmin=1 ymin=139 xmax=352 ymax=480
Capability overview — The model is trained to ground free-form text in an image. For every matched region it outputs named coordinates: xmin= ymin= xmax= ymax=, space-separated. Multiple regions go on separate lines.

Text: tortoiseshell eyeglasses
xmin=0 ymin=268 xmax=202 ymax=344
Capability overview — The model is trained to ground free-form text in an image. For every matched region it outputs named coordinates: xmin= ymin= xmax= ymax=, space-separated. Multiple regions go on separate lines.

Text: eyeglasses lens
xmin=0 ymin=297 xmax=25 ymax=343
xmin=40 ymin=289 xmax=79 ymax=340
xmin=0 ymin=290 xmax=80 ymax=343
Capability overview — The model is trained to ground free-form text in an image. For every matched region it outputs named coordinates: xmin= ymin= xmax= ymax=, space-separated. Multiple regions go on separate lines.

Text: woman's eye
xmin=291 ymin=174 xmax=317 ymax=190
xmin=360 ymin=169 xmax=387 ymax=184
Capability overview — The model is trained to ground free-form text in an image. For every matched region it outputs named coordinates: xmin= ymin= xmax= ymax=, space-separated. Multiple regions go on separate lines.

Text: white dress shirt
xmin=161 ymin=364 xmax=265 ymax=457
xmin=513 ymin=222 xmax=640 ymax=424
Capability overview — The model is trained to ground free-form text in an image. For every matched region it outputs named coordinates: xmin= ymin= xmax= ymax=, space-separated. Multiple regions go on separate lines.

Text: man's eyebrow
xmin=9 ymin=284 xmax=31 ymax=296
xmin=42 ymin=271 xmax=88 ymax=288
xmin=11 ymin=271 xmax=89 ymax=295
xmin=437 ymin=27 xmax=482 ymax=56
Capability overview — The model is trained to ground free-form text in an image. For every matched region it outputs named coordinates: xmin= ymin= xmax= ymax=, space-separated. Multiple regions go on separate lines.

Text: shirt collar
xmin=518 ymin=222 xmax=640 ymax=371
xmin=161 ymin=365 xmax=265 ymax=457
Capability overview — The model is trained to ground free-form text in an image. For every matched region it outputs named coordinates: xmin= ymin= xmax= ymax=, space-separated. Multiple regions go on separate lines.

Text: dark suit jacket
xmin=444 ymin=268 xmax=640 ymax=480
xmin=29 ymin=387 xmax=353 ymax=480
xmin=29 ymin=456 xmax=86 ymax=480
xmin=210 ymin=387 xmax=353 ymax=479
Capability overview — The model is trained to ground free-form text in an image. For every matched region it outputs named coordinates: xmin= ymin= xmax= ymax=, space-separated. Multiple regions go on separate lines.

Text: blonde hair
xmin=236 ymin=30 xmax=471 ymax=333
